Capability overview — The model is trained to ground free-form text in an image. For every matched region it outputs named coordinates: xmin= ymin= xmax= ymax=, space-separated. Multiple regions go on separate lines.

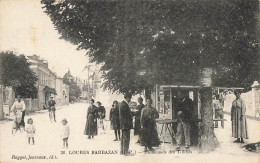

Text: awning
xmin=43 ymin=86 xmax=57 ymax=95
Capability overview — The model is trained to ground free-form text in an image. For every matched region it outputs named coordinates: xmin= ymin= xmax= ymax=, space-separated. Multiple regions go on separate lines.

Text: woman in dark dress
xmin=140 ymin=98 xmax=160 ymax=152
xmin=134 ymin=97 xmax=145 ymax=136
xmin=84 ymin=99 xmax=98 ymax=139
xmin=109 ymin=100 xmax=120 ymax=141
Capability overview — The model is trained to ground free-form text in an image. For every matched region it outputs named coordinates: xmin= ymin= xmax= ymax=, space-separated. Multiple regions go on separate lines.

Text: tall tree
xmin=42 ymin=0 xmax=259 ymax=94
xmin=0 ymin=51 xmax=38 ymax=98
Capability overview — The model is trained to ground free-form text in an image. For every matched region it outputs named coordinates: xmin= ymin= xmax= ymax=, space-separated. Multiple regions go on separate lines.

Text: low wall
xmin=24 ymin=98 xmax=39 ymax=112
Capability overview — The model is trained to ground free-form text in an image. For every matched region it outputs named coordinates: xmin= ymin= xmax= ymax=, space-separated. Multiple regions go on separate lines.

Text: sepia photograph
xmin=0 ymin=0 xmax=259 ymax=163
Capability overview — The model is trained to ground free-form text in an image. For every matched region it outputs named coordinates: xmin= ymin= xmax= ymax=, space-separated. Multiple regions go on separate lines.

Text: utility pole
xmin=84 ymin=65 xmax=92 ymax=103
xmin=87 ymin=66 xmax=90 ymax=103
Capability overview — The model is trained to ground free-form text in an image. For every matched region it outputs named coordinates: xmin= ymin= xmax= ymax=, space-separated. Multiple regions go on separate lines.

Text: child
xmin=60 ymin=118 xmax=70 ymax=148
xmin=25 ymin=118 xmax=36 ymax=145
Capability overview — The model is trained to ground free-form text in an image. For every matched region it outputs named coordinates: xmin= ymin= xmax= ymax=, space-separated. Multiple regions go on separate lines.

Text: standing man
xmin=48 ymin=96 xmax=56 ymax=122
xmin=119 ymin=94 xmax=133 ymax=155
xmin=175 ymin=90 xmax=193 ymax=150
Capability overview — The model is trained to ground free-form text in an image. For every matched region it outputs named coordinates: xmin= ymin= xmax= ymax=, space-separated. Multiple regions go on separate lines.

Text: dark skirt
xmin=134 ymin=118 xmax=141 ymax=135
xmin=84 ymin=114 xmax=97 ymax=135
xmin=19 ymin=111 xmax=25 ymax=128
xmin=110 ymin=119 xmax=120 ymax=130
xmin=140 ymin=118 xmax=160 ymax=147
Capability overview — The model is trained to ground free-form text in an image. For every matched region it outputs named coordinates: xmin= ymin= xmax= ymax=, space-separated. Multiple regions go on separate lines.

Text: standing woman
xmin=140 ymin=98 xmax=160 ymax=152
xmin=84 ymin=99 xmax=98 ymax=139
xmin=109 ymin=101 xmax=120 ymax=141
xmin=231 ymin=90 xmax=248 ymax=143
xmin=134 ymin=97 xmax=145 ymax=136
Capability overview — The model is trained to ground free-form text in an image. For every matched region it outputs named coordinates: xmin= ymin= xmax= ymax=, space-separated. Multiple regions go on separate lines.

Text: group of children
xmin=21 ymin=117 xmax=70 ymax=148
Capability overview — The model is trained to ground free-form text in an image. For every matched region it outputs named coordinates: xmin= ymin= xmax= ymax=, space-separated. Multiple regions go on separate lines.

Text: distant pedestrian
xmin=231 ymin=90 xmax=248 ymax=143
xmin=110 ymin=100 xmax=120 ymax=141
xmin=97 ymin=101 xmax=106 ymax=133
xmin=84 ymin=99 xmax=98 ymax=139
xmin=60 ymin=118 xmax=70 ymax=148
xmin=25 ymin=118 xmax=36 ymax=145
xmin=140 ymin=98 xmax=160 ymax=152
xmin=214 ymin=94 xmax=224 ymax=128
xmin=119 ymin=94 xmax=133 ymax=155
xmin=48 ymin=97 xmax=56 ymax=122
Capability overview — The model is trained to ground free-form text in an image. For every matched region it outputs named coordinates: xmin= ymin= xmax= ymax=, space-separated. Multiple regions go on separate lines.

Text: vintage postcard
xmin=0 ymin=0 xmax=259 ymax=163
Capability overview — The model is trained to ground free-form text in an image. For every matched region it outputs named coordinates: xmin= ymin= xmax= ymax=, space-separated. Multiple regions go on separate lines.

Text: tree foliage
xmin=42 ymin=0 xmax=259 ymax=94
xmin=0 ymin=51 xmax=38 ymax=98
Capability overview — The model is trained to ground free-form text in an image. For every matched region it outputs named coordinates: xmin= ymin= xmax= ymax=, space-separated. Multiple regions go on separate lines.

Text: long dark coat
xmin=231 ymin=98 xmax=248 ymax=139
xmin=84 ymin=105 xmax=98 ymax=136
xmin=139 ymin=106 xmax=160 ymax=147
xmin=134 ymin=104 xmax=145 ymax=135
xmin=110 ymin=106 xmax=120 ymax=130
xmin=119 ymin=101 xmax=133 ymax=130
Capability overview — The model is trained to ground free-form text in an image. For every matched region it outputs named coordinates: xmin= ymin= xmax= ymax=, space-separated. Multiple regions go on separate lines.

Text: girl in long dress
xmin=231 ymin=91 xmax=248 ymax=143
xmin=140 ymin=98 xmax=160 ymax=152
xmin=84 ymin=99 xmax=98 ymax=139
xmin=26 ymin=118 xmax=36 ymax=145
xmin=109 ymin=101 xmax=120 ymax=141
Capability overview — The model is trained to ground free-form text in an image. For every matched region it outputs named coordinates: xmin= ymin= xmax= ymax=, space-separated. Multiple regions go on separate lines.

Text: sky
xmin=0 ymin=0 xmax=91 ymax=79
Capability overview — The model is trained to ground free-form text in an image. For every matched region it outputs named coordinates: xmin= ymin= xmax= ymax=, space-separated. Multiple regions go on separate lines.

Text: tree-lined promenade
xmin=41 ymin=0 xmax=259 ymax=152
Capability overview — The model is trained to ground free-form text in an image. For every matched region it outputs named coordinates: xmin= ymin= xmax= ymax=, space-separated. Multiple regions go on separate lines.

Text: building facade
xmin=55 ymin=77 xmax=69 ymax=106
xmin=27 ymin=55 xmax=57 ymax=110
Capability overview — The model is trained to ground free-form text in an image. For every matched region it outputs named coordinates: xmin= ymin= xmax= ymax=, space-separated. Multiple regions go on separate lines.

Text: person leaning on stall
xmin=139 ymin=98 xmax=160 ymax=152
xmin=109 ymin=100 xmax=120 ymax=141
xmin=231 ymin=90 xmax=248 ymax=143
xmin=119 ymin=94 xmax=133 ymax=155
xmin=214 ymin=94 xmax=224 ymax=128
xmin=175 ymin=90 xmax=193 ymax=150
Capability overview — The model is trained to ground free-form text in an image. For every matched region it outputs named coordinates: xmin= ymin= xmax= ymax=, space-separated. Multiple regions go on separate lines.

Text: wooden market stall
xmin=152 ymin=84 xmax=244 ymax=147
xmin=152 ymin=84 xmax=201 ymax=146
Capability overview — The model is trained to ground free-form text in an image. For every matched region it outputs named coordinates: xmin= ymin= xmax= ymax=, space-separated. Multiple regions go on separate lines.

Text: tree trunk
xmin=0 ymin=86 xmax=4 ymax=120
xmin=199 ymin=87 xmax=215 ymax=153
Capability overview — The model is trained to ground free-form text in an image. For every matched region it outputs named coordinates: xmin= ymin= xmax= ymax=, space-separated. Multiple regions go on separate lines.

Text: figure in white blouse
xmin=11 ymin=95 xmax=26 ymax=130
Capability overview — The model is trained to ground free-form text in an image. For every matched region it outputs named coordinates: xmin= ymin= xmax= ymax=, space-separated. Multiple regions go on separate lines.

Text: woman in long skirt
xmin=134 ymin=97 xmax=145 ymax=136
xmin=84 ymin=99 xmax=98 ymax=139
xmin=109 ymin=101 xmax=120 ymax=141
xmin=231 ymin=90 xmax=248 ymax=143
xmin=140 ymin=98 xmax=160 ymax=152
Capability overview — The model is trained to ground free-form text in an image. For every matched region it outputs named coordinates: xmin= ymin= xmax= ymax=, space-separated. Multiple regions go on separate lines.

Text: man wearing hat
xmin=119 ymin=93 xmax=133 ymax=155
xmin=175 ymin=90 xmax=193 ymax=150
xmin=48 ymin=96 xmax=56 ymax=122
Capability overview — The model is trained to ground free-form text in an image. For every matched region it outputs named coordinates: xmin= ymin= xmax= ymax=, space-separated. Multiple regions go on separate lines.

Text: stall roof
xmin=159 ymin=85 xmax=244 ymax=89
